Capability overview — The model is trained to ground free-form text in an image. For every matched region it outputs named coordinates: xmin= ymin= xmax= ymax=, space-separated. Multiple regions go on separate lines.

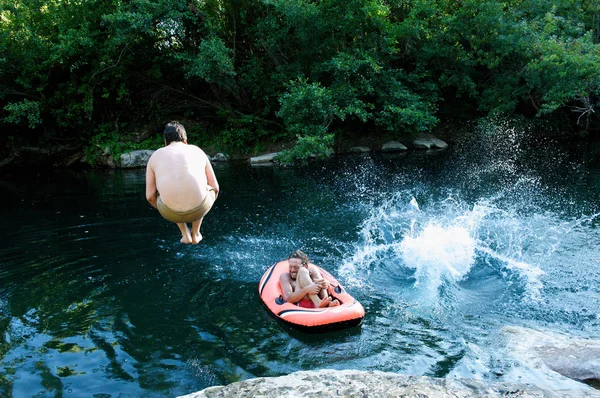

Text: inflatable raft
xmin=258 ymin=260 xmax=365 ymax=333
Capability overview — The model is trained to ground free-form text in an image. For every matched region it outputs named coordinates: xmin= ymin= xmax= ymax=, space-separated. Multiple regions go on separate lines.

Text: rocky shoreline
xmin=178 ymin=369 xmax=599 ymax=398
xmin=179 ymin=327 xmax=600 ymax=398
xmin=94 ymin=135 xmax=449 ymax=169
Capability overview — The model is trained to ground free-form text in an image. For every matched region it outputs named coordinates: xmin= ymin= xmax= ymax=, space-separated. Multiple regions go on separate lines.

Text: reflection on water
xmin=1 ymin=123 xmax=600 ymax=396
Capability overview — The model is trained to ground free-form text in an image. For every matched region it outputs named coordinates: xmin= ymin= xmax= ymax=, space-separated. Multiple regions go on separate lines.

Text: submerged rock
xmin=178 ymin=369 xmax=598 ymax=398
xmin=503 ymin=326 xmax=600 ymax=387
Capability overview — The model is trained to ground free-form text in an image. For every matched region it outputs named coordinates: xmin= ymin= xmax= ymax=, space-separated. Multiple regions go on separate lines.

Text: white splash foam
xmin=400 ymin=224 xmax=476 ymax=293
xmin=345 ymin=193 xmax=552 ymax=302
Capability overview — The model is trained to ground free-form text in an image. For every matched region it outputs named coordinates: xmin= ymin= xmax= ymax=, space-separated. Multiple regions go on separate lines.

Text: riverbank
xmin=0 ymin=128 xmax=451 ymax=172
xmin=179 ymin=326 xmax=600 ymax=397
xmin=178 ymin=369 xmax=599 ymax=398
xmin=0 ymin=116 xmax=592 ymax=173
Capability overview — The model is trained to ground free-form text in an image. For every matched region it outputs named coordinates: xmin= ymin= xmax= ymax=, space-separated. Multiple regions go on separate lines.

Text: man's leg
xmin=177 ymin=223 xmax=192 ymax=244
xmin=190 ymin=189 xmax=215 ymax=245
xmin=297 ymin=268 xmax=331 ymax=308
xmin=310 ymin=267 xmax=340 ymax=307
xmin=191 ymin=218 xmax=203 ymax=244
xmin=311 ymin=267 xmax=329 ymax=300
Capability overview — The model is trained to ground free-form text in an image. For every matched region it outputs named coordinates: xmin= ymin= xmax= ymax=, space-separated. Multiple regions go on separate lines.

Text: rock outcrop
xmin=249 ymin=152 xmax=281 ymax=165
xmin=349 ymin=146 xmax=371 ymax=153
xmin=503 ymin=326 xmax=600 ymax=387
xmin=179 ymin=369 xmax=599 ymax=398
xmin=381 ymin=141 xmax=408 ymax=152
xmin=120 ymin=149 xmax=155 ymax=168
xmin=211 ymin=153 xmax=230 ymax=162
xmin=412 ymin=135 xmax=449 ymax=150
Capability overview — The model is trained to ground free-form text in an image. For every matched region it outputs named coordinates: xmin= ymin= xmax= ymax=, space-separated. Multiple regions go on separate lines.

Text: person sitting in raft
xmin=279 ymin=250 xmax=341 ymax=308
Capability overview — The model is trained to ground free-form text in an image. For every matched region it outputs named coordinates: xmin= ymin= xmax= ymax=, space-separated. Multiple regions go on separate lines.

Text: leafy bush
xmin=3 ymin=100 xmax=42 ymax=129
xmin=275 ymin=134 xmax=335 ymax=165
xmin=84 ymin=124 xmax=163 ymax=166
xmin=217 ymin=115 xmax=274 ymax=154
xmin=3 ymin=0 xmax=600 ymax=161
xmin=277 ymin=80 xmax=337 ymax=137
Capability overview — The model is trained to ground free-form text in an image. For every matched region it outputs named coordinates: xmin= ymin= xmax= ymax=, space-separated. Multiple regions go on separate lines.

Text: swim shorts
xmin=157 ymin=186 xmax=216 ymax=223
xmin=297 ymin=298 xmax=315 ymax=308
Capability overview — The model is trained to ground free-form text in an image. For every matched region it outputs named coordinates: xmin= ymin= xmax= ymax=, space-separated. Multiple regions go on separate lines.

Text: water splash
xmin=477 ymin=246 xmax=544 ymax=300
xmin=342 ymin=192 xmax=551 ymax=305
xmin=400 ymin=224 xmax=476 ymax=293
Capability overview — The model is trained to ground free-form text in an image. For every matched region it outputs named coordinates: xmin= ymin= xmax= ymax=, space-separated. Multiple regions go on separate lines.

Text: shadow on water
xmin=284 ymin=325 xmax=363 ymax=343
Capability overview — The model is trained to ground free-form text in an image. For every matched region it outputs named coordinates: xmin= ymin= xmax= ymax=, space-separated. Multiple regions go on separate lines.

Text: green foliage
xmin=3 ymin=100 xmax=42 ymax=129
xmin=273 ymin=0 xmax=441 ymax=139
xmin=2 ymin=0 xmax=600 ymax=162
xmin=179 ymin=36 xmax=236 ymax=86
xmin=525 ymin=32 xmax=600 ymax=123
xmin=84 ymin=124 xmax=120 ymax=166
xmin=128 ymin=134 xmax=164 ymax=154
xmin=277 ymin=80 xmax=336 ymax=137
xmin=84 ymin=123 xmax=163 ymax=166
xmin=275 ymin=133 xmax=335 ymax=165
xmin=217 ymin=114 xmax=277 ymax=153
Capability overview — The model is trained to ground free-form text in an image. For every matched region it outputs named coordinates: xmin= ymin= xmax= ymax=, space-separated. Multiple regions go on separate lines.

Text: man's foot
xmin=177 ymin=223 xmax=192 ymax=244
xmin=318 ymin=296 xmax=332 ymax=308
xmin=192 ymin=232 xmax=203 ymax=245
xmin=328 ymin=299 xmax=341 ymax=307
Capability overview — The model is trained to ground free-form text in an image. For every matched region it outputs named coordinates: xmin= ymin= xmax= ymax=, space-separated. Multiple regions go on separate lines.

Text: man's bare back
xmin=149 ymin=143 xmax=210 ymax=211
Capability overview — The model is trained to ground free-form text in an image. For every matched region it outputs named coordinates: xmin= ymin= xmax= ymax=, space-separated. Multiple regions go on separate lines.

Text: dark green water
xmin=1 ymin=126 xmax=600 ymax=397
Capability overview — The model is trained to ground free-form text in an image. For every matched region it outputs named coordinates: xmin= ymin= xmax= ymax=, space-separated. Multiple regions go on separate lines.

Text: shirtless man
xmin=279 ymin=250 xmax=340 ymax=308
xmin=145 ymin=122 xmax=219 ymax=244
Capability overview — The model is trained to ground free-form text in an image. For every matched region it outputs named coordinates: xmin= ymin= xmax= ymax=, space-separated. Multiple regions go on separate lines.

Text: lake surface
xmin=1 ymin=124 xmax=600 ymax=396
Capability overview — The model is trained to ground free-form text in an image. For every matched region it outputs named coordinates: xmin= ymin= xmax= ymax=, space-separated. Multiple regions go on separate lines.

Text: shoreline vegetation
xmin=2 ymin=1 xmax=600 ymax=171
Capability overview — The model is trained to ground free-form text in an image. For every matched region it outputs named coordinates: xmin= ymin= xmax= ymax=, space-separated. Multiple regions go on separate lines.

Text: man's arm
xmin=205 ymin=158 xmax=219 ymax=198
xmin=280 ymin=274 xmax=320 ymax=303
xmin=145 ymin=158 xmax=158 ymax=209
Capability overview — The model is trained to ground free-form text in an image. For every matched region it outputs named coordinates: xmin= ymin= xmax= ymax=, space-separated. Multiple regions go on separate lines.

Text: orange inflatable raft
xmin=258 ymin=260 xmax=365 ymax=332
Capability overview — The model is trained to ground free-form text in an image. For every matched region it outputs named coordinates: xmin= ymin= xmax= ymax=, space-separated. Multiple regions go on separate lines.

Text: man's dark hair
xmin=288 ymin=250 xmax=309 ymax=264
xmin=164 ymin=122 xmax=187 ymax=145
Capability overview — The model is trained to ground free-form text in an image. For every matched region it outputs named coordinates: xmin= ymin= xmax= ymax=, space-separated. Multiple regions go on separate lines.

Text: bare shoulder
xmin=147 ymin=147 xmax=163 ymax=168
xmin=189 ymin=144 xmax=204 ymax=153
xmin=188 ymin=145 xmax=209 ymax=159
xmin=280 ymin=272 xmax=291 ymax=283
xmin=150 ymin=146 xmax=166 ymax=157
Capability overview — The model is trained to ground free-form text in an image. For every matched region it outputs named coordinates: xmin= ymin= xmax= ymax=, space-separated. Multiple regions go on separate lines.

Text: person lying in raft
xmin=280 ymin=250 xmax=341 ymax=308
